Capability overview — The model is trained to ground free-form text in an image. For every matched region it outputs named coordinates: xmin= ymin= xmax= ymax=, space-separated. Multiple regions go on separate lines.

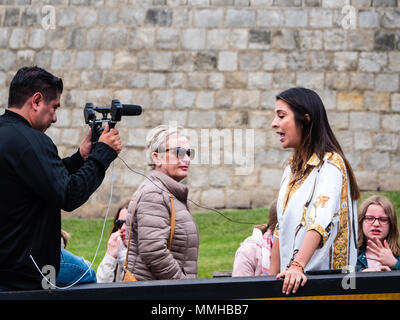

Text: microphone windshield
xmin=121 ymin=104 xmax=142 ymax=116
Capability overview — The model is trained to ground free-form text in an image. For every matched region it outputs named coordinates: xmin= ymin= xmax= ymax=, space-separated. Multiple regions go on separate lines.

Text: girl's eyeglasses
xmin=363 ymin=215 xmax=389 ymax=225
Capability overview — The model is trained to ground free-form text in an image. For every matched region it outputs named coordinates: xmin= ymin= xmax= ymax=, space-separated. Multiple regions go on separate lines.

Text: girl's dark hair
xmin=276 ymin=87 xmax=360 ymax=200
xmin=110 ymin=200 xmax=131 ymax=235
xmin=8 ymin=66 xmax=63 ymax=109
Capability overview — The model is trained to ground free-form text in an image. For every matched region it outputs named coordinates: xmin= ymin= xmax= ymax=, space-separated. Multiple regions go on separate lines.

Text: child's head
xmin=255 ymin=199 xmax=278 ymax=234
xmin=358 ymin=195 xmax=400 ymax=256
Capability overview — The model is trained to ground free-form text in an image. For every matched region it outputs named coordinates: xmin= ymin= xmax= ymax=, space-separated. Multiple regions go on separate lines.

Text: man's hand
xmin=98 ymin=123 xmax=122 ymax=154
xmin=79 ymin=128 xmax=92 ymax=160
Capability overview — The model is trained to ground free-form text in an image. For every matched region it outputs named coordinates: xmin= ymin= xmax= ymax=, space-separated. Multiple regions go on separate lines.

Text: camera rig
xmin=84 ymin=99 xmax=142 ymax=145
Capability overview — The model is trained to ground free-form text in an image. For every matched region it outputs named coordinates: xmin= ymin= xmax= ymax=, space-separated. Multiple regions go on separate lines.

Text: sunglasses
xmin=115 ymin=219 xmax=126 ymax=229
xmin=163 ymin=147 xmax=195 ymax=160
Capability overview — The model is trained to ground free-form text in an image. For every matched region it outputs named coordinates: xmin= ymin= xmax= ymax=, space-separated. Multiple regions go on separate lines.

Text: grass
xmin=62 ymin=191 xmax=400 ymax=279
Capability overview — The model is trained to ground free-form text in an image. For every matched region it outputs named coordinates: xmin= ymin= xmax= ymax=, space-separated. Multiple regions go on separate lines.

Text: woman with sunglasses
xmin=357 ymin=195 xmax=400 ymax=272
xmin=270 ymin=87 xmax=360 ymax=295
xmin=97 ymin=200 xmax=129 ymax=283
xmin=125 ymin=125 xmax=199 ymax=281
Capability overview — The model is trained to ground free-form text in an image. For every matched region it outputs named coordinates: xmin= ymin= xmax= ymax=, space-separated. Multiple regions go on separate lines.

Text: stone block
xmin=194 ymin=9 xmax=223 ymax=27
xmin=391 ymin=93 xmax=400 ymax=112
xmin=358 ymin=10 xmax=378 ymax=28
xmin=324 ymin=29 xmax=347 ymax=50
xmin=327 ymin=111 xmax=349 ymax=130
xmin=175 ymin=89 xmax=196 ymax=108
xmin=118 ymin=8 xmax=144 ymax=26
xmin=152 ymin=89 xmax=173 ymax=108
xmin=226 ymin=189 xmax=251 ymax=209
xmin=271 ymin=29 xmax=298 ymax=51
xmin=309 ymin=9 xmax=332 ymax=28
xmin=145 ymin=8 xmax=172 ymax=26
xmin=296 ymin=72 xmax=324 ymax=90
xmin=347 ymin=30 xmax=374 ymax=51
xmin=28 ymin=29 xmax=46 ymax=49
xmin=208 ymin=73 xmax=224 ymax=89
xmin=209 ymin=168 xmax=232 ymax=187
xmin=103 ymin=28 xmax=128 ymax=49
xmin=230 ymin=29 xmax=248 ymax=49
xmin=364 ymin=91 xmax=390 ymax=111
xmin=57 ymin=8 xmax=76 ymax=27
xmin=188 ymin=167 xmax=209 ymax=187
xmin=364 ymin=152 xmax=390 ymax=170
xmin=375 ymin=74 xmax=399 ymax=92
xmin=156 ymin=29 xmax=179 ymax=50
xmin=249 ymin=29 xmax=271 ymax=49
xmin=354 ymin=131 xmax=372 ymax=150
xmin=200 ymin=189 xmax=225 ymax=209
xmin=182 ymin=29 xmax=206 ymax=50
xmin=232 ymin=90 xmax=260 ymax=109
xmin=299 ymin=30 xmax=323 ymax=50
xmin=21 ymin=7 xmax=38 ymax=26
xmin=207 ymin=30 xmax=230 ymax=50
xmin=139 ymin=51 xmax=172 ymax=71
xmin=76 ymin=8 xmax=98 ymax=27
xmin=379 ymin=173 xmax=400 ymax=191
xmin=325 ymin=72 xmax=350 ymax=90
xmin=239 ymin=53 xmax=262 ymax=71
xmin=51 ymin=50 xmax=74 ymax=70
xmin=355 ymin=171 xmax=379 ymax=191
xmin=382 ymin=114 xmax=400 ymax=132
xmin=337 ymin=92 xmax=364 ymax=111
xmin=196 ymin=91 xmax=214 ymax=109
xmin=5 ymin=8 xmax=19 ymax=27
xmin=374 ymin=133 xmax=399 ymax=151
xmin=275 ymin=0 xmax=301 ymax=6
xmin=349 ymin=112 xmax=380 ymax=130
xmin=248 ymin=72 xmax=273 ymax=89
xmin=359 ymin=52 xmax=387 ymax=72
xmin=285 ymin=9 xmax=308 ymax=28
xmin=9 ymin=29 xmax=26 ymax=49
xmin=260 ymin=169 xmax=284 ymax=187
xmin=225 ymin=72 xmax=248 ymax=89
xmin=67 ymin=29 xmax=85 ymax=49
xmin=373 ymin=0 xmax=397 ymax=6
xmin=374 ymin=30 xmax=396 ymax=50
xmin=309 ymin=52 xmax=332 ymax=70
xmin=218 ymin=52 xmax=238 ymax=71
xmin=381 ymin=10 xmax=400 ymax=28
xmin=129 ymin=29 xmax=155 ymax=50
xmin=333 ymin=52 xmax=358 ymax=71
xmin=388 ymin=53 xmax=400 ymax=72
xmin=256 ymin=10 xmax=284 ymax=27
xmin=188 ymin=110 xmax=216 ymax=128
xmin=263 ymin=52 xmax=287 ymax=71
xmin=350 ymin=73 xmax=375 ymax=90
xmin=225 ymin=9 xmax=255 ymax=27
xmin=287 ymin=52 xmax=307 ymax=70
xmin=195 ymin=52 xmax=217 ymax=70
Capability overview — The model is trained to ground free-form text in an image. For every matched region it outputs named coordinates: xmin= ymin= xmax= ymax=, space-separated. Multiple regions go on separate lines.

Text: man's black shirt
xmin=0 ymin=110 xmax=117 ymax=290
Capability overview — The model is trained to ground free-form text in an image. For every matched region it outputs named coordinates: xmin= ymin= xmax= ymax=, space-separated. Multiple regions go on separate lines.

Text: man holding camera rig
xmin=0 ymin=66 xmax=122 ymax=290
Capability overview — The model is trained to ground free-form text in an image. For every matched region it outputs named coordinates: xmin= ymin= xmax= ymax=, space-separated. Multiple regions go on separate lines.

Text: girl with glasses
xmin=357 ymin=195 xmax=400 ymax=272
xmin=97 ymin=200 xmax=130 ymax=283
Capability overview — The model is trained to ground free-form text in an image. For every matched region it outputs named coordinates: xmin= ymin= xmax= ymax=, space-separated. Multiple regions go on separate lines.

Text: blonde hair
xmin=146 ymin=125 xmax=186 ymax=169
xmin=358 ymin=195 xmax=400 ymax=257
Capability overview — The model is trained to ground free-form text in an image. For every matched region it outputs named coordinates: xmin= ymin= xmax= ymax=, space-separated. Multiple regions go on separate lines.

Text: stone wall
xmin=0 ymin=0 xmax=399 ymax=217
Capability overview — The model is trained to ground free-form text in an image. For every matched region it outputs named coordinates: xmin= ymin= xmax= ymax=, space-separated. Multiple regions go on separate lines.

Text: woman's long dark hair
xmin=277 ymin=87 xmax=360 ymax=200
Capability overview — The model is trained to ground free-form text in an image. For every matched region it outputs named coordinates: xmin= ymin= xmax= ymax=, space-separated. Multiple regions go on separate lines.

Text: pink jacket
xmin=232 ymin=229 xmax=273 ymax=277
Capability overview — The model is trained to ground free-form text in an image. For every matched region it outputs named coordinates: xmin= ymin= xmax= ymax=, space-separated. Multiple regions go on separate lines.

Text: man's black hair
xmin=8 ymin=66 xmax=63 ymax=109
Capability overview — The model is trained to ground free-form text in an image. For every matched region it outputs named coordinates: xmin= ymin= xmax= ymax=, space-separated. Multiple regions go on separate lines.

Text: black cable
xmin=117 ymin=155 xmax=260 ymax=225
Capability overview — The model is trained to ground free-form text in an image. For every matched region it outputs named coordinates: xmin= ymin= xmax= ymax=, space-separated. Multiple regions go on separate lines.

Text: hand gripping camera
xmin=84 ymin=99 xmax=142 ymax=145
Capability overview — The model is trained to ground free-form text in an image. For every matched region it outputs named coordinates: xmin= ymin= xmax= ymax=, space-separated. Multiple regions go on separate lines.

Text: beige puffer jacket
xmin=126 ymin=170 xmax=199 ymax=280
